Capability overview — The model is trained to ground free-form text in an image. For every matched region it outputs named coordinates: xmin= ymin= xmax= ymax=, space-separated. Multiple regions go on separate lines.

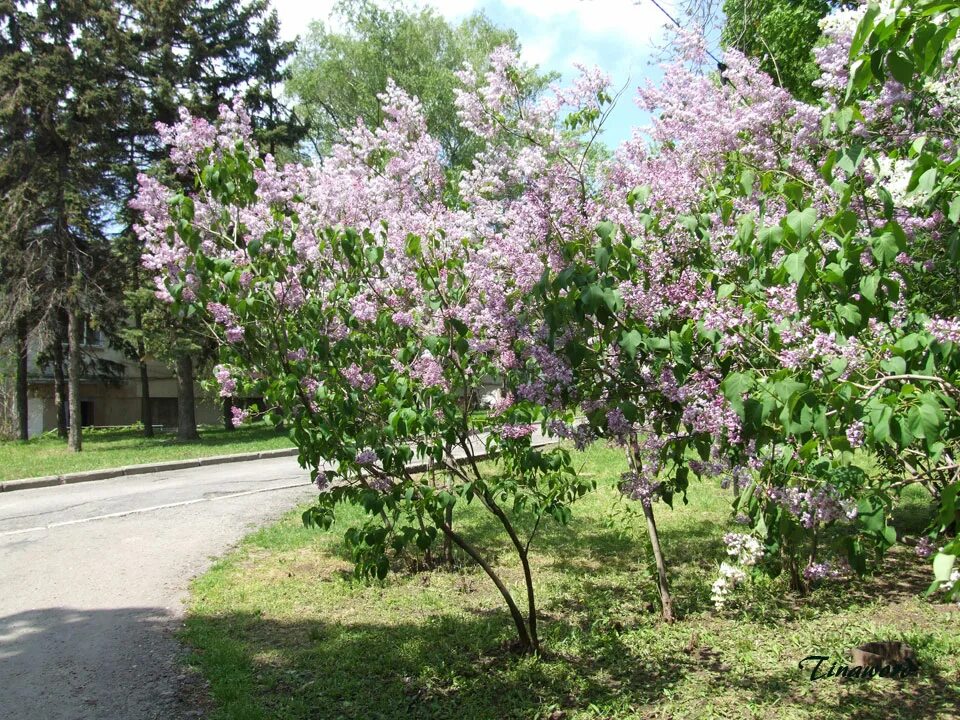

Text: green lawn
xmin=0 ymin=422 xmax=294 ymax=481
xmin=183 ymin=444 xmax=960 ymax=720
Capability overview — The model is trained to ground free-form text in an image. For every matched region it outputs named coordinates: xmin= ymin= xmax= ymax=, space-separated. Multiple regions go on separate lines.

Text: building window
xmin=82 ymin=324 xmax=104 ymax=347
xmin=80 ymin=401 xmax=95 ymax=427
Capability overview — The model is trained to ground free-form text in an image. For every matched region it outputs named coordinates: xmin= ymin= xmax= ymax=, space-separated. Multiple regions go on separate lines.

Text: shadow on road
xmin=0 ymin=606 xmax=208 ymax=720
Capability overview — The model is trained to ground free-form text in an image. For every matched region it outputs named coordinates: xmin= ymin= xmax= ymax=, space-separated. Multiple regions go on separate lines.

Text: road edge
xmin=0 ymin=447 xmax=300 ymax=493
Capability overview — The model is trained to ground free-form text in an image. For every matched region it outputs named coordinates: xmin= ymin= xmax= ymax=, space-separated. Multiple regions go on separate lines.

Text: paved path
xmin=0 ymin=456 xmax=318 ymax=720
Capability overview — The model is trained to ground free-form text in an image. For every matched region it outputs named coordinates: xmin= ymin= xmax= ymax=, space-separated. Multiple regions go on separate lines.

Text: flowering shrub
xmin=135 ymin=0 xmax=960 ymax=637
xmin=134 ymin=65 xmax=612 ymax=653
xmin=535 ymin=0 xmax=960 ymax=609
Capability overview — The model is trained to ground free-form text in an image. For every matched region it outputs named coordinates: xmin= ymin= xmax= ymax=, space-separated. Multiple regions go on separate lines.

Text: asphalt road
xmin=0 ymin=456 xmax=318 ymax=720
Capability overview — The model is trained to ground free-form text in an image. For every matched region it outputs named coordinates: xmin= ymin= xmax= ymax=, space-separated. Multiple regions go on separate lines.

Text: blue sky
xmin=271 ymin=0 xmax=681 ymax=148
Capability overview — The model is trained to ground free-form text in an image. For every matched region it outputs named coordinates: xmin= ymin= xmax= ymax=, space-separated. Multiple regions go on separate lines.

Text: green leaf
xmin=595 ymin=221 xmax=616 ymax=242
xmin=849 ymin=2 xmax=882 ymax=58
xmin=405 ymin=233 xmax=422 ymax=258
xmin=933 ymin=553 xmax=956 ymax=583
xmin=786 ymin=208 xmax=817 ymax=241
xmin=859 ymin=273 xmax=880 ymax=302
xmin=784 ymin=250 xmax=809 ymax=282
xmin=887 ymin=51 xmax=914 ymax=84
xmin=619 ymin=329 xmax=644 ymax=360
xmin=907 ymin=393 xmax=945 ymax=441
xmin=871 ymin=232 xmax=903 ymax=265
xmin=595 ymin=244 xmax=611 ymax=272
xmin=913 ymin=167 xmax=938 ymax=196
xmin=949 ymin=195 xmax=960 ymax=224
xmin=837 ymin=303 xmax=862 ymax=325
xmin=720 ymin=372 xmax=755 ymax=401
xmin=627 ymin=185 xmax=651 ymax=210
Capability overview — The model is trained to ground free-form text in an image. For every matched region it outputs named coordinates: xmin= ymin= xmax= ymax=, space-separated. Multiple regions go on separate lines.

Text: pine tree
xmin=0 ymin=0 xmax=127 ymax=450
xmin=114 ymin=0 xmax=302 ymax=440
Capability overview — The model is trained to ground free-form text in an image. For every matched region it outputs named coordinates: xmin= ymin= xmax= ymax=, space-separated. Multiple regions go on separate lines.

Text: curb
xmin=0 ymin=447 xmax=300 ymax=494
xmin=0 ymin=430 xmax=567 ymax=495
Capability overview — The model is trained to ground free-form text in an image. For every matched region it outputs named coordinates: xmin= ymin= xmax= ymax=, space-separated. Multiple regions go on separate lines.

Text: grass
xmin=182 ymin=444 xmax=960 ymax=720
xmin=0 ymin=422 xmax=294 ymax=481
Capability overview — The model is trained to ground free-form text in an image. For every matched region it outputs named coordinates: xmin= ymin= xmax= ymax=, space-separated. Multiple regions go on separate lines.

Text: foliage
xmin=540 ymin=1 xmax=960 ymax=606
xmin=720 ymin=0 xmax=835 ymax=101
xmin=286 ymin=0 xmax=553 ymax=169
xmin=182 ymin=447 xmax=960 ymax=720
xmin=134 ymin=58 xmax=613 ymax=651
xmin=137 ymin=0 xmax=960 ymax=644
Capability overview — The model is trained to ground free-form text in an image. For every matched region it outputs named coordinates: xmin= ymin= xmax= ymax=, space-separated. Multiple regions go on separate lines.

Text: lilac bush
xmin=134 ymin=0 xmax=960 ymax=636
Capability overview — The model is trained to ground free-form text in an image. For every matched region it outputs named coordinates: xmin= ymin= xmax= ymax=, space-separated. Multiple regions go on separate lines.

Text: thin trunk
xmin=176 ymin=355 xmax=200 ymax=441
xmin=136 ymin=320 xmax=154 ymax=438
xmin=482 ymin=491 xmax=540 ymax=651
xmin=640 ymin=501 xmax=674 ymax=622
xmin=443 ymin=503 xmax=454 ymax=566
xmin=52 ymin=323 xmax=67 ymax=439
xmin=628 ymin=442 xmax=674 ymax=622
xmin=222 ymin=396 xmax=234 ymax=431
xmin=67 ymin=309 xmax=82 ymax=452
xmin=438 ymin=521 xmax=534 ymax=654
xmin=139 ymin=357 xmax=154 ymax=438
xmin=15 ymin=319 xmax=28 ymax=441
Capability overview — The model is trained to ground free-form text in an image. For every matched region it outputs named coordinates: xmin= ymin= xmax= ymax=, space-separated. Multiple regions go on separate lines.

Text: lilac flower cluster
xmin=722 ymin=532 xmax=764 ymax=567
xmin=802 ymin=559 xmax=850 ymax=582
xmin=620 ymin=471 xmax=661 ymax=508
xmin=915 ymin=537 xmax=936 ymax=559
xmin=767 ymin=484 xmax=857 ymax=528
xmin=230 ymin=406 xmax=248 ymax=426
xmin=499 ymin=424 xmax=536 ymax=440
xmin=845 ymin=420 xmax=866 ymax=448
xmin=207 ymin=302 xmax=244 ymax=344
xmin=342 ymin=363 xmax=375 ymax=391
xmin=409 ymin=354 xmax=448 ymax=391
xmin=928 ymin=317 xmax=960 ymax=345
xmin=356 ymin=449 xmax=377 ymax=466
xmin=605 ymin=408 xmax=632 ymax=444
xmin=711 ymin=562 xmax=747 ymax=610
xmin=214 ymin=365 xmax=236 ymax=397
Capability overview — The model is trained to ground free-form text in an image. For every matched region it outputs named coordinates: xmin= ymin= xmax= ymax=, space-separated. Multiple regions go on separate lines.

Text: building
xmin=21 ymin=325 xmax=219 ymax=437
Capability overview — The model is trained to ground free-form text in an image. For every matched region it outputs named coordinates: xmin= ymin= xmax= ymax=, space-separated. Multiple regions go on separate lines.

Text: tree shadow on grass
xmin=183 ymin=610 xmax=690 ymax=720
xmin=695 ymin=637 xmax=960 ymax=720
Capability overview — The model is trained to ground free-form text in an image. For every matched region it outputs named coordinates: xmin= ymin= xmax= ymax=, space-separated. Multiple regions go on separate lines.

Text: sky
xmin=270 ymin=0 xmax=681 ymax=148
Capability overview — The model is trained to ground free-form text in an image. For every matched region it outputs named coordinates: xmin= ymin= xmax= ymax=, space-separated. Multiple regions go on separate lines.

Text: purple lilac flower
xmin=499 ymin=424 xmax=536 ymax=440
xmin=845 ymin=420 xmax=865 ymax=448
xmin=915 ymin=537 xmax=936 ymax=559
xmin=356 ymin=449 xmax=377 ymax=466
xmin=803 ymin=560 xmax=850 ymax=582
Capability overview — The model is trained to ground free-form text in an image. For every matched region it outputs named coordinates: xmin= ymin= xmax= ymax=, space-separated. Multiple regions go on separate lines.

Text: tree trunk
xmin=15 ymin=319 xmax=28 ymax=441
xmin=438 ymin=521 xmax=534 ymax=654
xmin=137 ymin=337 xmax=154 ymax=438
xmin=628 ymin=441 xmax=674 ymax=622
xmin=222 ymin=396 xmax=234 ymax=431
xmin=67 ymin=309 xmax=82 ymax=452
xmin=641 ymin=500 xmax=674 ymax=622
xmin=52 ymin=322 xmax=68 ymax=439
xmin=176 ymin=355 xmax=200 ymax=441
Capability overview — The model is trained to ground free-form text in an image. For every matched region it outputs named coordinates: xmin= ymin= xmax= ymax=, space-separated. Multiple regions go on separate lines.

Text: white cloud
xmin=496 ymin=0 xmax=670 ymax=42
xmin=271 ymin=0 xmax=338 ymax=40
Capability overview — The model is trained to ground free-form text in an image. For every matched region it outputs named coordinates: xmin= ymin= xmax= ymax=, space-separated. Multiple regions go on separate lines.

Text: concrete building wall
xmin=22 ymin=329 xmax=220 ymax=437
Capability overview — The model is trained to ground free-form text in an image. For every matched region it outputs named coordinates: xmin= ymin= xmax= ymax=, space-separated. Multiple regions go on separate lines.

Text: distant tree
xmin=720 ymin=0 xmax=828 ymax=100
xmin=0 ymin=0 xmax=127 ymax=450
xmin=287 ymin=0 xmax=553 ymax=169
xmin=114 ymin=0 xmax=303 ymax=440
